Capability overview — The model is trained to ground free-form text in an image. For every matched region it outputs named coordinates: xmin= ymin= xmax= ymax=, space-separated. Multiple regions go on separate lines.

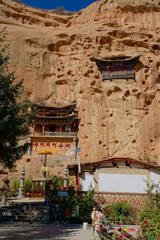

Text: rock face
xmin=0 ymin=0 xmax=160 ymax=176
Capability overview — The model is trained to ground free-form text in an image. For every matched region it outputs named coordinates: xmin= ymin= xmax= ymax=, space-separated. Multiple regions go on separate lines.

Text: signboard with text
xmin=58 ymin=191 xmax=68 ymax=197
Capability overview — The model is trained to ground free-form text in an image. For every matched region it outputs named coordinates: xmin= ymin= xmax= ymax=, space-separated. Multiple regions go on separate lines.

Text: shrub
xmin=52 ymin=176 xmax=64 ymax=191
xmin=143 ymin=181 xmax=160 ymax=210
xmin=11 ymin=178 xmax=32 ymax=197
xmin=33 ymin=183 xmax=42 ymax=193
xmin=103 ymin=201 xmax=135 ymax=224
xmin=137 ymin=181 xmax=160 ymax=239
xmin=79 ymin=184 xmax=95 ymax=222
xmin=51 ymin=176 xmax=73 ymax=191
xmin=137 ymin=209 xmax=160 ymax=239
xmin=62 ymin=186 xmax=77 ymax=212
xmin=11 ymin=178 xmax=20 ymax=197
xmin=24 ymin=178 xmax=32 ymax=194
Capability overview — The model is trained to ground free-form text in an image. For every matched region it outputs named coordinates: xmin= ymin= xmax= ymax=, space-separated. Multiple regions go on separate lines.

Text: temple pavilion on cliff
xmin=95 ymin=55 xmax=140 ymax=80
xmin=27 ymin=103 xmax=78 ymax=161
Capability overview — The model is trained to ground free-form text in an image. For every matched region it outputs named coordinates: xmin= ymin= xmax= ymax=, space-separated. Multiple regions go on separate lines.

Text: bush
xmin=137 ymin=209 xmax=160 ymax=239
xmin=11 ymin=178 xmax=32 ymax=197
xmin=143 ymin=181 xmax=160 ymax=210
xmin=137 ymin=181 xmax=160 ymax=239
xmin=11 ymin=179 xmax=20 ymax=197
xmin=102 ymin=201 xmax=135 ymax=224
xmin=79 ymin=184 xmax=95 ymax=222
xmin=50 ymin=176 xmax=73 ymax=191
xmin=33 ymin=183 xmax=42 ymax=193
xmin=52 ymin=176 xmax=64 ymax=191
xmin=24 ymin=178 xmax=32 ymax=194
xmin=62 ymin=185 xmax=78 ymax=218
xmin=61 ymin=184 xmax=95 ymax=223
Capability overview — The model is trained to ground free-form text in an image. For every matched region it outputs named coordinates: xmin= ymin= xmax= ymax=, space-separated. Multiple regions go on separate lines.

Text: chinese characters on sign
xmin=33 ymin=142 xmax=71 ymax=148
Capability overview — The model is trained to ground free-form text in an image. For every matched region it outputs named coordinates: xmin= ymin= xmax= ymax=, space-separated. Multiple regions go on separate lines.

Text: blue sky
xmin=19 ymin=0 xmax=97 ymax=12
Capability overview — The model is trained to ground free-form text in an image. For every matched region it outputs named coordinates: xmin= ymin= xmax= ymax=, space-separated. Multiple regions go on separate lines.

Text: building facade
xmin=27 ymin=103 xmax=78 ymax=163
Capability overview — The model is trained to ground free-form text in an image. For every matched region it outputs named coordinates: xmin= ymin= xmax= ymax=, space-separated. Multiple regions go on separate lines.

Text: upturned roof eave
xmin=67 ymin=157 xmax=160 ymax=169
xmin=35 ymin=113 xmax=77 ymax=121
xmin=32 ymin=102 xmax=76 ymax=110
xmin=95 ymin=55 xmax=141 ymax=64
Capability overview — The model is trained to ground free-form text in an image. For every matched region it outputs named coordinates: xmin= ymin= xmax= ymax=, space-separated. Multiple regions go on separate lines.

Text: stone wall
xmin=0 ymin=200 xmax=48 ymax=224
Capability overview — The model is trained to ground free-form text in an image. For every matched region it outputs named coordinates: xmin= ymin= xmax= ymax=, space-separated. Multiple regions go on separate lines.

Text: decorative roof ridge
xmin=95 ymin=55 xmax=141 ymax=63
xmin=68 ymin=157 xmax=160 ymax=169
xmin=33 ymin=102 xmax=76 ymax=110
xmin=36 ymin=113 xmax=77 ymax=119
xmin=82 ymin=157 xmax=159 ymax=168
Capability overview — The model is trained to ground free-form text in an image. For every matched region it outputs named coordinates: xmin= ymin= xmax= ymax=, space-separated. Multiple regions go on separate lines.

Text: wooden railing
xmin=77 ymin=191 xmax=147 ymax=208
xmin=31 ymin=131 xmax=76 ymax=137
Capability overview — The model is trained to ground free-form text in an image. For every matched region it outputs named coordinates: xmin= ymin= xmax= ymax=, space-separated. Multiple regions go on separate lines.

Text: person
xmin=41 ymin=162 xmax=49 ymax=178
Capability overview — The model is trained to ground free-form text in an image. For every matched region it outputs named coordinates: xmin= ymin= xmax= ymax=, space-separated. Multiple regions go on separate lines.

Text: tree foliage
xmin=0 ymin=28 xmax=35 ymax=169
xmin=79 ymin=184 xmax=95 ymax=221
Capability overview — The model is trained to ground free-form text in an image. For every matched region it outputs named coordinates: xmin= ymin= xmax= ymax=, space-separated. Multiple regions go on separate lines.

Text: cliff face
xmin=0 ymin=0 xmax=160 ymax=165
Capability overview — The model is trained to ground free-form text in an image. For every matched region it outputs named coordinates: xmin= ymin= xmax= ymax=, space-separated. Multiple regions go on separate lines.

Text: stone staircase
xmin=0 ymin=199 xmax=49 ymax=224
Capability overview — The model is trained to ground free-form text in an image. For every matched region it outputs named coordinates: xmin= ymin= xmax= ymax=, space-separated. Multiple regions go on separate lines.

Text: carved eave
xmin=95 ymin=55 xmax=141 ymax=70
xmin=35 ymin=113 xmax=77 ymax=123
xmin=67 ymin=158 xmax=160 ymax=172
xmin=33 ymin=102 xmax=77 ymax=112
xmin=81 ymin=158 xmax=160 ymax=169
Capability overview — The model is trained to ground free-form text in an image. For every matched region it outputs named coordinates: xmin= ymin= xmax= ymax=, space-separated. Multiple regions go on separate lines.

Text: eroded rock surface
xmin=0 ymin=0 xmax=160 ymax=178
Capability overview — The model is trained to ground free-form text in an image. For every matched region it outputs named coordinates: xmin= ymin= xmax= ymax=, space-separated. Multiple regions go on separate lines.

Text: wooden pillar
xmin=69 ymin=123 xmax=71 ymax=135
xmin=42 ymin=122 xmax=45 ymax=136
xmin=60 ymin=123 xmax=62 ymax=134
xmin=102 ymin=69 xmax=104 ymax=80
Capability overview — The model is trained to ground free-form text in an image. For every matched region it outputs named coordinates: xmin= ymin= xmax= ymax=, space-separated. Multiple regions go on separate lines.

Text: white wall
xmin=81 ymin=174 xmax=94 ymax=191
xmin=99 ymin=173 xmax=147 ymax=193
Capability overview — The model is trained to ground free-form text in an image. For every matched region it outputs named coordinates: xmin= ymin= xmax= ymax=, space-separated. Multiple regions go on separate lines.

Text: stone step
xmin=0 ymin=202 xmax=49 ymax=224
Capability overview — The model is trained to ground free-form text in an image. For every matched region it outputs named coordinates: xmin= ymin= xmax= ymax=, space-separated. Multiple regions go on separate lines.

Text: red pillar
xmin=60 ymin=123 xmax=62 ymax=135
xmin=102 ymin=69 xmax=104 ymax=80
xmin=69 ymin=123 xmax=71 ymax=135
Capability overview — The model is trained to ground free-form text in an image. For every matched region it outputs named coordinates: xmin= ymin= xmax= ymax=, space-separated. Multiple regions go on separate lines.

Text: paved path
xmin=0 ymin=223 xmax=95 ymax=240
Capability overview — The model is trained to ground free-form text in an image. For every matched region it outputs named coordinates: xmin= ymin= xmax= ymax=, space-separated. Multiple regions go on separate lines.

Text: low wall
xmin=0 ymin=200 xmax=48 ymax=224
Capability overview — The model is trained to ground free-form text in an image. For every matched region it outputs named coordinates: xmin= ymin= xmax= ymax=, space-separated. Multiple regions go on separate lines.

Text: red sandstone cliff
xmin=0 ymin=0 xmax=160 ymax=178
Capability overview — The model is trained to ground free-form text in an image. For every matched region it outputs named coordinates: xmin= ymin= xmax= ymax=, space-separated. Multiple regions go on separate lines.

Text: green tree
xmin=0 ymin=28 xmax=35 ymax=169
xmin=79 ymin=184 xmax=95 ymax=221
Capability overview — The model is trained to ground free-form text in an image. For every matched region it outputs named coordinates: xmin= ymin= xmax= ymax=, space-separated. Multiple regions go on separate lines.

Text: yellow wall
xmin=31 ymin=137 xmax=73 ymax=156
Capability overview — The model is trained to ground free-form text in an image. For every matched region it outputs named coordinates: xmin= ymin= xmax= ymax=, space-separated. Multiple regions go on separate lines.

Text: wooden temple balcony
xmin=29 ymin=131 xmax=77 ymax=138
xmin=95 ymin=55 xmax=140 ymax=80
